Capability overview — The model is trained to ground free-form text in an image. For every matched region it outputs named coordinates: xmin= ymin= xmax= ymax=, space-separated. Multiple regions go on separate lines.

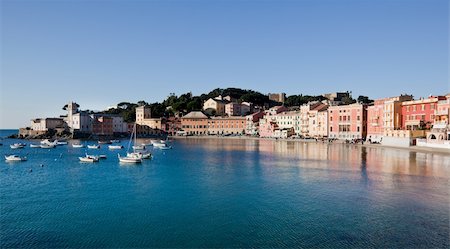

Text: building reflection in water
xmin=181 ymin=138 xmax=450 ymax=179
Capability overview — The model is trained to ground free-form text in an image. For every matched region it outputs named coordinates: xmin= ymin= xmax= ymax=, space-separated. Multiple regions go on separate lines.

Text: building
xmin=181 ymin=111 xmax=209 ymax=135
xmin=135 ymin=105 xmax=165 ymax=135
xmin=259 ymin=118 xmax=278 ymax=138
xmin=273 ymin=111 xmax=300 ymax=136
xmin=245 ymin=111 xmax=265 ymax=135
xmin=225 ymin=102 xmax=242 ymax=116
xmin=208 ymin=116 xmax=246 ymax=135
xmin=164 ymin=117 xmax=182 ymax=136
xmin=31 ymin=118 xmax=66 ymax=132
xmin=203 ymin=98 xmax=227 ymax=115
xmin=265 ymin=105 xmax=288 ymax=115
xmin=402 ymin=96 xmax=446 ymax=130
xmin=92 ymin=116 xmax=113 ymax=136
xmin=240 ymin=102 xmax=252 ymax=115
xmin=308 ymin=103 xmax=329 ymax=138
xmin=322 ymin=92 xmax=350 ymax=102
xmin=328 ymin=103 xmax=368 ymax=140
xmin=367 ymin=95 xmax=413 ymax=142
xmin=268 ymin=93 xmax=286 ymax=103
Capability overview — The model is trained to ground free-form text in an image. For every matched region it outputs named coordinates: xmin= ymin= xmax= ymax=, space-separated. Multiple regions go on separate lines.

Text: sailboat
xmin=118 ymin=123 xmax=143 ymax=163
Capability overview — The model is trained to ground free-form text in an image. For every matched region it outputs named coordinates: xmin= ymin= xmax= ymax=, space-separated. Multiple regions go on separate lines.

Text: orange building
xmin=208 ymin=116 xmax=246 ymax=135
xmin=181 ymin=111 xmax=209 ymax=135
xmin=367 ymin=95 xmax=413 ymax=142
xmin=402 ymin=96 xmax=446 ymax=130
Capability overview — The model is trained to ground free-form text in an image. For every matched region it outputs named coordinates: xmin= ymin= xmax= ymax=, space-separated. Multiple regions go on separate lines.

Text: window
xmin=406 ymin=106 xmax=410 ymax=112
xmin=330 ymin=127 xmax=333 ymax=132
xmin=422 ymin=104 xmax=425 ymax=111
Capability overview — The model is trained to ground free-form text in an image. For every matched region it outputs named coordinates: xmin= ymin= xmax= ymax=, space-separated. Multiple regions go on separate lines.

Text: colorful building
xmin=181 ymin=111 xmax=209 ymax=135
xmin=92 ymin=116 xmax=113 ymax=136
xmin=245 ymin=111 xmax=265 ymax=135
xmin=208 ymin=117 xmax=246 ymax=135
xmin=402 ymin=96 xmax=446 ymax=130
xmin=203 ymin=98 xmax=227 ymax=115
xmin=367 ymin=95 xmax=413 ymax=142
xmin=328 ymin=103 xmax=368 ymax=140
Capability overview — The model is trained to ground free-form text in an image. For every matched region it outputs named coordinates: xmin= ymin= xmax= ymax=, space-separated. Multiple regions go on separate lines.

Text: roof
xmin=311 ymin=103 xmax=328 ymax=112
xmin=182 ymin=111 xmax=208 ymax=119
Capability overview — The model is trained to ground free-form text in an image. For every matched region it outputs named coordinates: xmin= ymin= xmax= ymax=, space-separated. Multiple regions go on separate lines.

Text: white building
xmin=31 ymin=118 xmax=66 ymax=131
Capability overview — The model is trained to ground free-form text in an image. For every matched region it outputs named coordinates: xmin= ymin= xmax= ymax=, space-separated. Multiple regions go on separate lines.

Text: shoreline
xmin=171 ymin=135 xmax=450 ymax=155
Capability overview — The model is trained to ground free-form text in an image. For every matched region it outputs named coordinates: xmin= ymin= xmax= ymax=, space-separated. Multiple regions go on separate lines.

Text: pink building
xmin=245 ymin=111 xmax=265 ymax=135
xmin=328 ymin=103 xmax=368 ymax=140
xmin=258 ymin=119 xmax=278 ymax=138
xmin=402 ymin=96 xmax=446 ymax=130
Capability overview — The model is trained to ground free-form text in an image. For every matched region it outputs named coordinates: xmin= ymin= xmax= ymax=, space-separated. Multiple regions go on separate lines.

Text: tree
xmin=357 ymin=95 xmax=373 ymax=104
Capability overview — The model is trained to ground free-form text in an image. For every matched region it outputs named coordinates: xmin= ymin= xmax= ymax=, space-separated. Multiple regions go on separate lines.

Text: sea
xmin=1 ymin=129 xmax=449 ymax=248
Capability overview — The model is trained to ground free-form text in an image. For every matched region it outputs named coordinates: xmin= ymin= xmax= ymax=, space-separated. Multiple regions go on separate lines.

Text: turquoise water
xmin=1 ymin=133 xmax=449 ymax=248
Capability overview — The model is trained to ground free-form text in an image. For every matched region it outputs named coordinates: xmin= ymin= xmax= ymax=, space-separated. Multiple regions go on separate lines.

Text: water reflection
xmin=180 ymin=138 xmax=450 ymax=179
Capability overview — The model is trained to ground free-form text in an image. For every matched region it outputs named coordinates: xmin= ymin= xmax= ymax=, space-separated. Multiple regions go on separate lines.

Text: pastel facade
xmin=367 ymin=95 xmax=413 ymax=142
xmin=258 ymin=118 xmax=278 ymax=138
xmin=31 ymin=118 xmax=66 ymax=132
xmin=225 ymin=103 xmax=242 ymax=116
xmin=208 ymin=117 xmax=246 ymax=135
xmin=273 ymin=111 xmax=300 ymax=135
xmin=308 ymin=104 xmax=329 ymax=138
xmin=135 ymin=105 xmax=165 ymax=135
xmin=181 ymin=111 xmax=209 ymax=135
xmin=402 ymin=96 xmax=446 ymax=130
xmin=245 ymin=111 xmax=265 ymax=135
xmin=203 ymin=98 xmax=226 ymax=115
xmin=328 ymin=103 xmax=368 ymax=140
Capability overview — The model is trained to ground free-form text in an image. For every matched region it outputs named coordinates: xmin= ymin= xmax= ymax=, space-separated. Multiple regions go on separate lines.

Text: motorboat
xmin=30 ymin=144 xmax=41 ymax=148
xmin=5 ymin=155 xmax=27 ymax=161
xmin=10 ymin=143 xmax=26 ymax=149
xmin=40 ymin=144 xmax=56 ymax=149
xmin=132 ymin=145 xmax=145 ymax=150
xmin=98 ymin=140 xmax=112 ymax=144
xmin=110 ymin=139 xmax=120 ymax=143
xmin=72 ymin=144 xmax=84 ymax=148
xmin=108 ymin=145 xmax=123 ymax=150
xmin=79 ymin=154 xmax=99 ymax=162
xmin=56 ymin=140 xmax=68 ymax=145
xmin=153 ymin=142 xmax=172 ymax=149
xmin=87 ymin=145 xmax=100 ymax=149
xmin=41 ymin=139 xmax=57 ymax=146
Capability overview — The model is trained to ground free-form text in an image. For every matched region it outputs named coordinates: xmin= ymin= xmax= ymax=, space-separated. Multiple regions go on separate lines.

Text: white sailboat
xmin=118 ymin=123 xmax=142 ymax=164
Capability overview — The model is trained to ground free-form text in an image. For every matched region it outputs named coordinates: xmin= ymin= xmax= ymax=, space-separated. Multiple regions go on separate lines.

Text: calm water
xmin=1 ymin=132 xmax=449 ymax=248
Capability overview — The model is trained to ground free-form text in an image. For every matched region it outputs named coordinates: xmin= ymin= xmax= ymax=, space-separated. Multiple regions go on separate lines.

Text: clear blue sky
xmin=1 ymin=0 xmax=448 ymax=128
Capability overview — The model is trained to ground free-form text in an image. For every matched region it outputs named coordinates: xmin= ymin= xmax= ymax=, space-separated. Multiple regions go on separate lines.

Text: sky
xmin=0 ymin=0 xmax=448 ymax=128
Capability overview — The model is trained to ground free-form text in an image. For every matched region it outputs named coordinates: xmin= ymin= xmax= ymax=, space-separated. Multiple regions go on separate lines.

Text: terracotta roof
xmin=311 ymin=103 xmax=328 ymax=111
xmin=182 ymin=111 xmax=208 ymax=119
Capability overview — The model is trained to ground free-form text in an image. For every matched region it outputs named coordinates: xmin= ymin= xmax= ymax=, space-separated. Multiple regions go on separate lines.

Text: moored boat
xmin=118 ymin=153 xmax=142 ymax=163
xmin=108 ymin=145 xmax=123 ymax=150
xmin=79 ymin=154 xmax=99 ymax=162
xmin=127 ymin=151 xmax=152 ymax=159
xmin=56 ymin=140 xmax=68 ymax=145
xmin=132 ymin=145 xmax=145 ymax=150
xmin=10 ymin=143 xmax=26 ymax=149
xmin=5 ymin=155 xmax=27 ymax=161
xmin=72 ymin=144 xmax=84 ymax=148
xmin=110 ymin=139 xmax=120 ymax=143
xmin=98 ymin=140 xmax=112 ymax=144
xmin=30 ymin=144 xmax=41 ymax=148
xmin=87 ymin=145 xmax=100 ymax=149
xmin=40 ymin=144 xmax=56 ymax=149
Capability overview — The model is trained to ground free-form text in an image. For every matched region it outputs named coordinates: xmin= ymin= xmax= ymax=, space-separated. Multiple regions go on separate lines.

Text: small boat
xmin=56 ymin=140 xmax=68 ymax=145
xmin=5 ymin=155 xmax=27 ymax=161
xmin=87 ymin=145 xmax=100 ymax=149
xmin=40 ymin=144 xmax=56 ymax=149
xmin=30 ymin=144 xmax=41 ymax=148
xmin=79 ymin=154 xmax=99 ymax=162
xmin=10 ymin=143 xmax=26 ymax=149
xmin=153 ymin=142 xmax=172 ymax=149
xmin=118 ymin=153 xmax=142 ymax=163
xmin=72 ymin=144 xmax=84 ymax=148
xmin=98 ymin=155 xmax=107 ymax=159
xmin=98 ymin=140 xmax=112 ymax=144
xmin=127 ymin=151 xmax=152 ymax=159
xmin=41 ymin=139 xmax=57 ymax=146
xmin=132 ymin=145 xmax=145 ymax=150
xmin=108 ymin=145 xmax=123 ymax=150
xmin=110 ymin=139 xmax=120 ymax=143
